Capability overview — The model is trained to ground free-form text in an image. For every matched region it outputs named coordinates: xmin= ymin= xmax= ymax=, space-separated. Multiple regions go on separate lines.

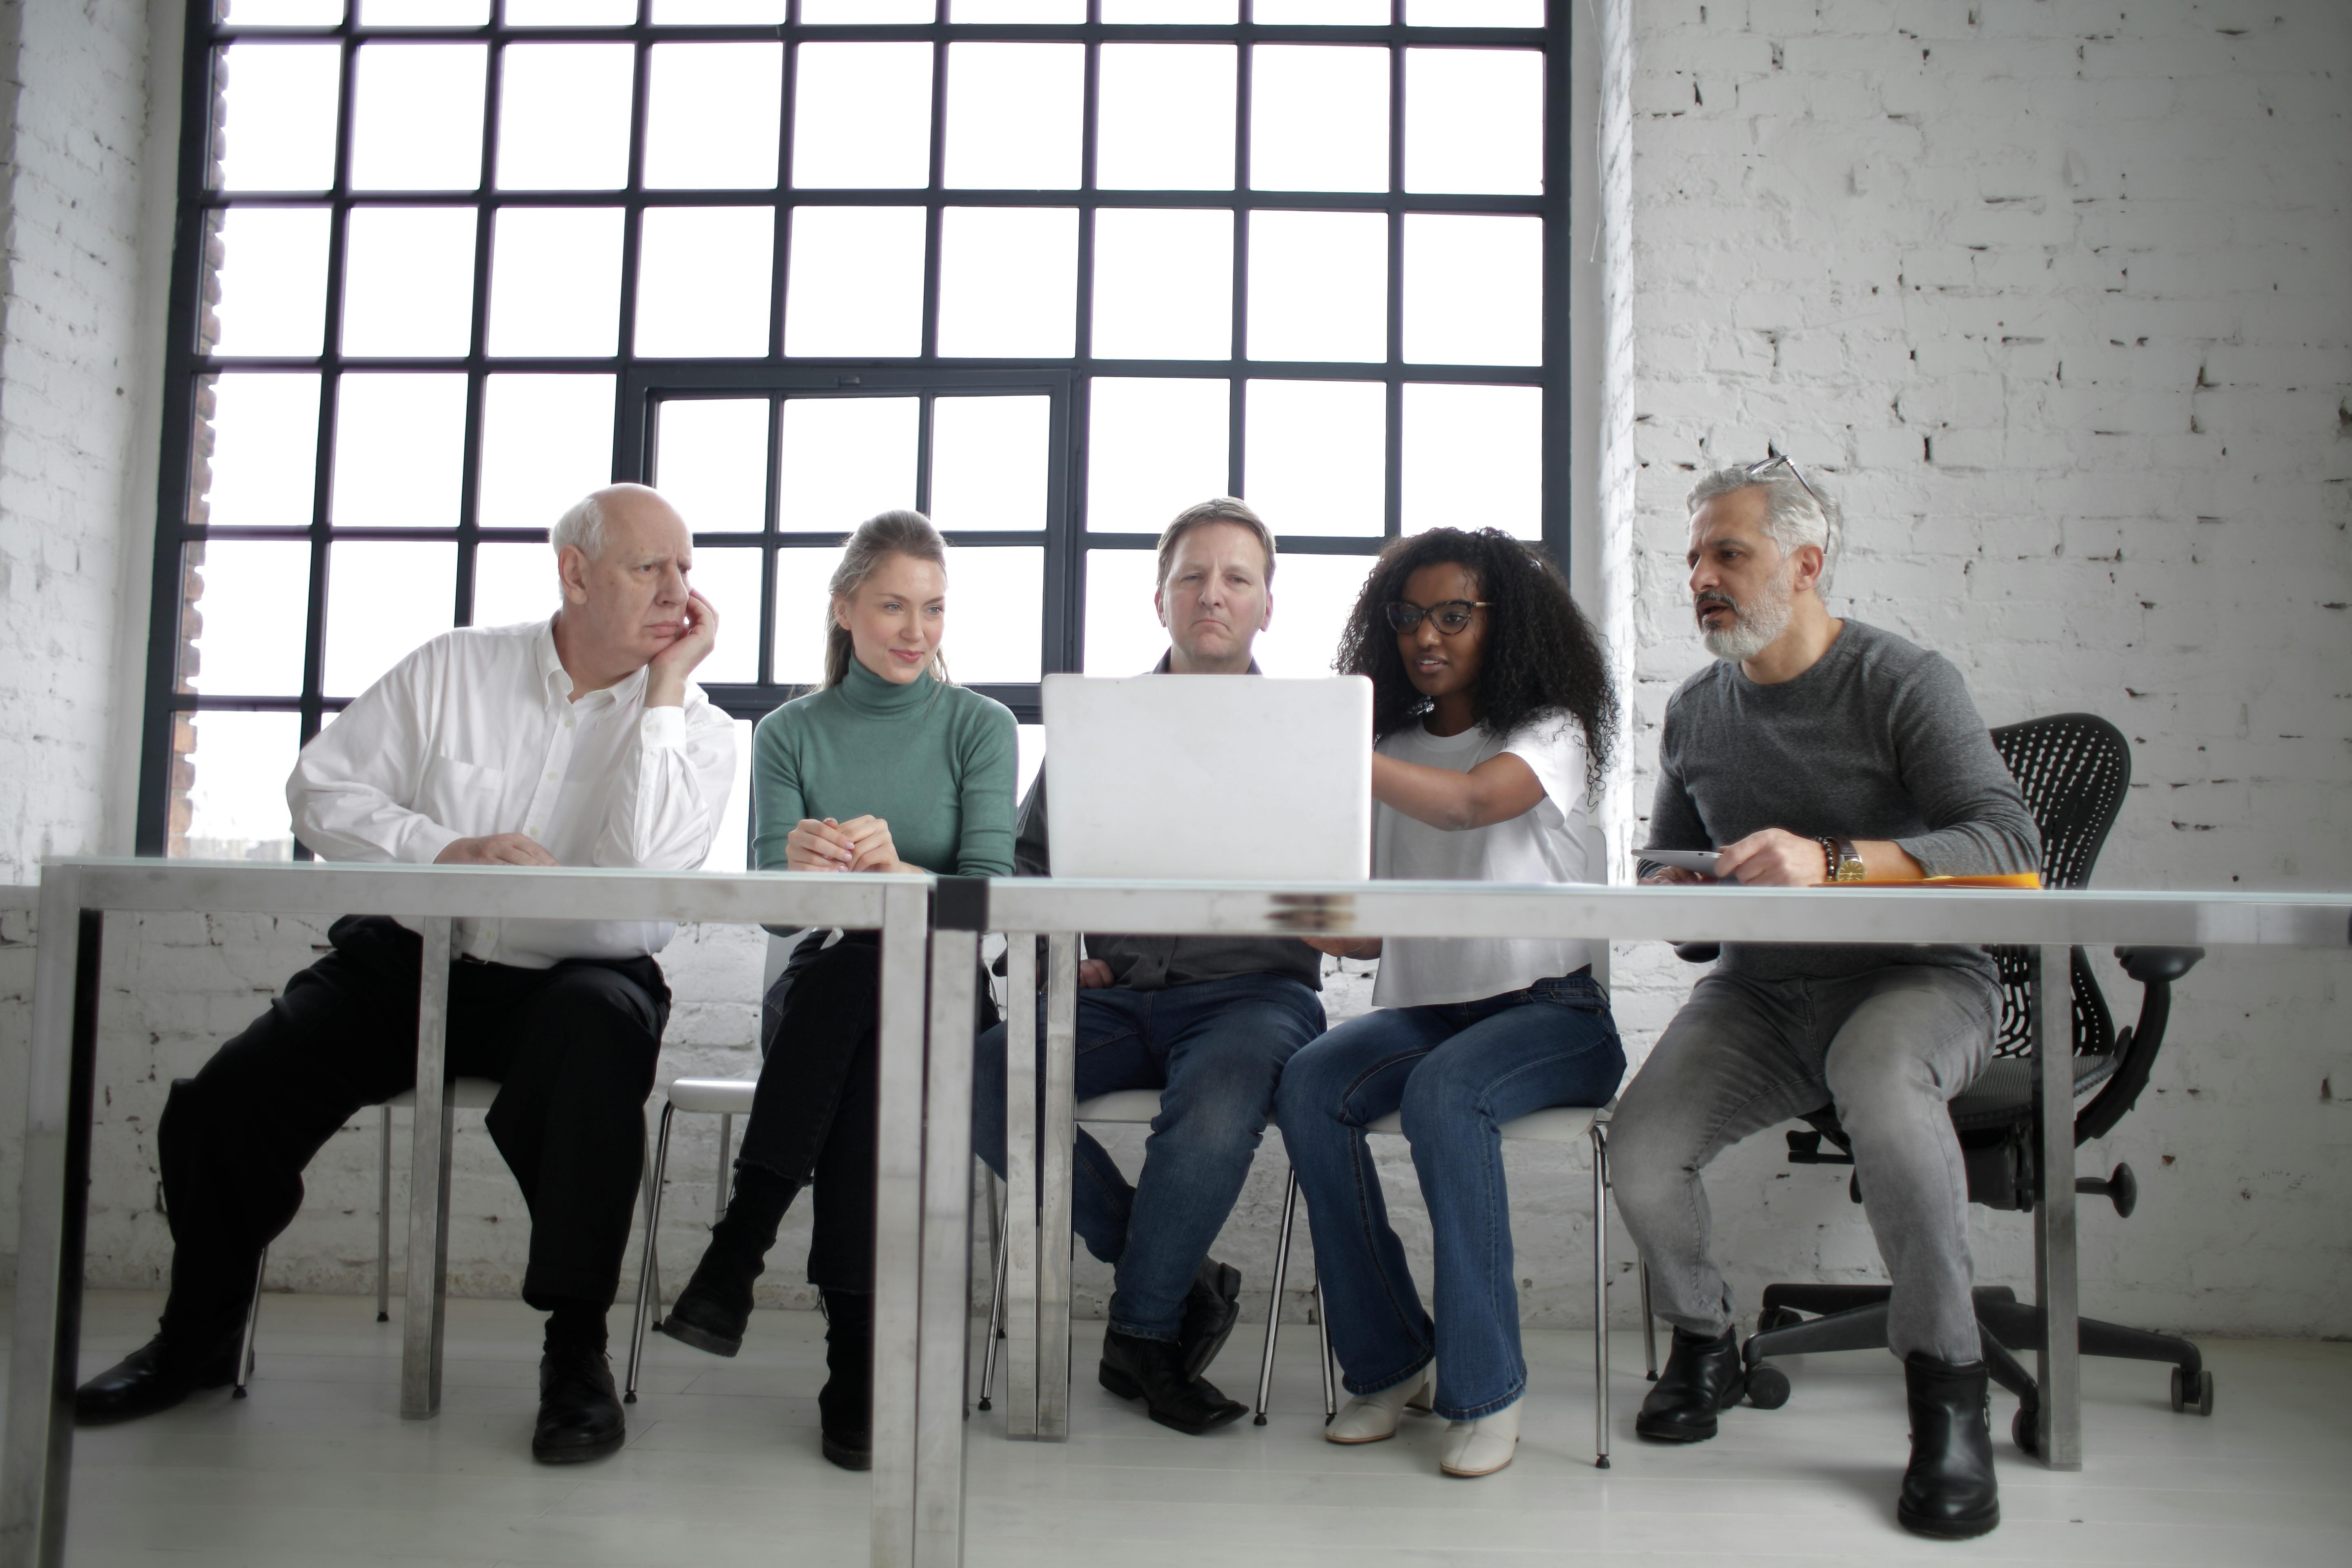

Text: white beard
xmin=1699 ymin=565 xmax=1796 ymax=662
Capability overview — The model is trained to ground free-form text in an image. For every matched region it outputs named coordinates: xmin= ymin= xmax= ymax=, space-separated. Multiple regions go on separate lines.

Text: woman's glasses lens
xmin=1385 ymin=602 xmax=1477 ymax=634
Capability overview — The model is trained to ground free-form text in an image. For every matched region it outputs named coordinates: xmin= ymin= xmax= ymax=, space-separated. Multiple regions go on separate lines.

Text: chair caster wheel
xmin=2171 ymin=1366 xmax=2214 ymax=1416
xmin=1743 ymin=1363 xmax=1790 ymax=1410
xmin=2013 ymin=1406 xmax=2040 ymax=1455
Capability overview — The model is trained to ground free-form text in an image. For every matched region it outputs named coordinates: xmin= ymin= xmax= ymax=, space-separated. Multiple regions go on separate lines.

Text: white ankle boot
xmin=1325 ymin=1363 xmax=1437 ymax=1445
xmin=1439 ymin=1399 xmax=1521 ymax=1477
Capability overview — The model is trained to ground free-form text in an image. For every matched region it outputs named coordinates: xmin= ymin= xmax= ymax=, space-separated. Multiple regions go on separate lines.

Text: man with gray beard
xmin=1610 ymin=458 xmax=2039 ymax=1540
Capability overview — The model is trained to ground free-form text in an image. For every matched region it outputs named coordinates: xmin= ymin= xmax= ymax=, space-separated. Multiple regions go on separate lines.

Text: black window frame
xmin=137 ymin=0 xmax=1573 ymax=858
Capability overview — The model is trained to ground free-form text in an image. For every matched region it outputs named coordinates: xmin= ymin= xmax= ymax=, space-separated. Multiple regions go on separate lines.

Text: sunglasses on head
xmin=1384 ymin=599 xmax=1492 ymax=635
xmin=1745 ymin=452 xmax=1826 ymax=515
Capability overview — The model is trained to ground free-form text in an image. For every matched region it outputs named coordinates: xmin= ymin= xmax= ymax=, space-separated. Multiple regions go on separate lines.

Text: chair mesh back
xmin=1986 ymin=714 xmax=2131 ymax=1060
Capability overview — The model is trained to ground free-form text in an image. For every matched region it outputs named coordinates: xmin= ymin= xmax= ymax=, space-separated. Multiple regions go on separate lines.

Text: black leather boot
xmin=1897 ymin=1352 xmax=2000 ymax=1539
xmin=817 ymin=1288 xmax=873 ymax=1472
xmin=1178 ymin=1258 xmax=1243 ymax=1381
xmin=533 ymin=1345 xmax=625 ymax=1463
xmin=1635 ymin=1326 xmax=1746 ymax=1442
xmin=659 ymin=1165 xmax=797 ymax=1358
xmin=74 ymin=1331 xmax=241 ymax=1427
xmin=1099 ymin=1327 xmax=1246 ymax=1435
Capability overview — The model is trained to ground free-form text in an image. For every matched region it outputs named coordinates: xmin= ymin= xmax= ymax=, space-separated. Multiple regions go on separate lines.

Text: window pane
xmin=1082 ymin=548 xmax=1163 ymax=675
xmin=1244 ymin=379 xmax=1383 ymax=537
xmin=203 ymin=373 xmax=320 ymax=529
xmin=182 ymin=541 xmax=311 ymax=695
xmin=653 ymin=0 xmax=789 ymax=19
xmin=1407 ymin=0 xmax=1541 ymax=21
xmin=784 ymin=207 xmax=925 ymax=358
xmin=793 ymin=44 xmax=933 ymax=189
xmin=778 ymin=396 xmax=918 ymax=531
xmin=1087 ymin=378 xmax=1227 ymax=535
xmin=1256 ymin=0 xmax=1385 ymax=18
xmin=1251 ymin=45 xmax=1389 ymax=193
xmin=938 ymin=208 xmax=1077 ymax=359
xmin=1403 ymin=383 xmax=1541 ymax=540
xmin=358 ymin=0 xmax=486 ymax=22
xmin=945 ymin=43 xmax=1082 ymax=190
xmin=497 ymin=44 xmax=634 ymax=190
xmin=1092 ymin=209 xmax=1231 ymax=361
xmin=1403 ymin=213 xmax=1540 ymax=366
xmin=1098 ymin=45 xmax=1234 ymax=191
xmin=473 ymin=539 xmax=559 ymax=628
xmin=1254 ymin=552 xmax=1374 ymax=679
xmin=216 ymin=44 xmax=339 ymax=191
xmin=1247 ymin=210 xmax=1385 ymax=363
xmin=704 ymin=718 xmax=755 ymax=874
xmin=226 ymin=0 xmax=345 ymax=21
xmin=325 ymin=541 xmax=456 ymax=697
xmin=333 ymin=373 xmax=468 ymax=528
xmin=1016 ymin=721 xmax=1045 ymax=800
xmin=350 ymin=44 xmax=486 ymax=191
xmin=955 ymin=0 xmax=1082 ymax=19
xmin=487 ymin=207 xmax=623 ymax=357
xmin=647 ymin=43 xmax=784 ymax=190
xmin=931 ymin=396 xmax=1049 ymax=533
xmin=1405 ymin=49 xmax=1543 ymax=196
xmin=341 ymin=207 xmax=476 ymax=358
xmin=183 ymin=711 xmax=301 ymax=864
xmin=635 ymin=207 xmax=773 ymax=358
xmin=478 ymin=374 xmax=616 ymax=530
xmin=772 ymin=543 xmax=849 ymax=686
xmin=508 ymin=0 xmax=633 ymax=21
xmin=656 ymin=399 xmax=770 ymax=535
xmin=947 ymin=546 xmax=1042 ymax=682
xmin=1101 ymin=0 xmax=1235 ymax=20
xmin=803 ymin=0 xmax=931 ymax=16
xmin=211 ymin=207 xmax=329 ymax=356
xmin=687 ymin=546 xmax=762 ymax=686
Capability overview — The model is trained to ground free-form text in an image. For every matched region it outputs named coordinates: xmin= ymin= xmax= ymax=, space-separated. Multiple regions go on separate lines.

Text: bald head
xmin=552 ymin=484 xmax=696 ymax=690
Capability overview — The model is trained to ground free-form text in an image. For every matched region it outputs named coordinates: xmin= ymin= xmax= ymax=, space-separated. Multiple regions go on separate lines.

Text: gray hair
xmin=1686 ymin=464 xmax=1841 ymax=593
xmin=552 ymin=491 xmax=606 ymax=560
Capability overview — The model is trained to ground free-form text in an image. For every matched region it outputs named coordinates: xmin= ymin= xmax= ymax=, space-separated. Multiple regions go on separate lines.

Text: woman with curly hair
xmin=1273 ymin=526 xmax=1625 ymax=1477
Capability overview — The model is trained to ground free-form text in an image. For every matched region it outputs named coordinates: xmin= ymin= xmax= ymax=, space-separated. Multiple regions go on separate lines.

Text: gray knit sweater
xmin=1641 ymin=620 xmax=2041 ymax=982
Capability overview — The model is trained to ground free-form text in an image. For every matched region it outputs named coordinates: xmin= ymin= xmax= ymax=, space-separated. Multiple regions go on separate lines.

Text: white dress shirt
xmin=288 ymin=617 xmax=737 ymax=969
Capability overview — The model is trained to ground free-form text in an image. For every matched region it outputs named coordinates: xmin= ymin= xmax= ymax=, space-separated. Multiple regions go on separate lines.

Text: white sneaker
xmin=1325 ymin=1363 xmax=1437 ymax=1445
xmin=1439 ymin=1399 xmax=1521 ymax=1477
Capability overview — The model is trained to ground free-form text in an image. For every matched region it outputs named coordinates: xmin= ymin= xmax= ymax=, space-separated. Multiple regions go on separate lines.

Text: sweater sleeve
xmin=1886 ymin=655 xmax=2043 ymax=878
xmin=953 ymin=699 xmax=1018 ymax=878
xmin=1637 ymin=692 xmax=1712 ymax=878
xmin=749 ymin=707 xmax=806 ymax=873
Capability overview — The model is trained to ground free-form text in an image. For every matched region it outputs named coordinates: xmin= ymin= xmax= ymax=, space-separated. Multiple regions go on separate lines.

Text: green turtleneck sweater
xmin=751 ymin=659 xmax=1018 ymax=877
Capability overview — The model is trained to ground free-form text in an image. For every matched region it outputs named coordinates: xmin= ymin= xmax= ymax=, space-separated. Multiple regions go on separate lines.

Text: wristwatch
xmin=1818 ymin=836 xmax=1865 ymax=883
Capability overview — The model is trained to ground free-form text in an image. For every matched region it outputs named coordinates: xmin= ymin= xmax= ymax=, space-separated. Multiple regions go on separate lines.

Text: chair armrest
xmin=2115 ymin=945 xmax=2204 ymax=983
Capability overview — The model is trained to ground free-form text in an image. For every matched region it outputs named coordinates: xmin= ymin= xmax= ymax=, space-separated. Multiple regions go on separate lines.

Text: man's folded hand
xmin=435 ymin=833 xmax=559 ymax=866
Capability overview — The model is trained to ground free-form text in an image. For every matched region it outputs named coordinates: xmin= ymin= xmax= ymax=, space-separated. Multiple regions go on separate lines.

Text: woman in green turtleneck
xmin=659 ymin=510 xmax=1014 ymax=1471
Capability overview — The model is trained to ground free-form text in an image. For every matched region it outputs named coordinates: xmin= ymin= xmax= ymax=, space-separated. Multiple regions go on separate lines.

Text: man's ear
xmin=1258 ymin=587 xmax=1274 ymax=632
xmin=1793 ymin=543 xmax=1827 ymax=596
xmin=556 ymin=545 xmax=590 ymax=606
xmin=1153 ymin=586 xmax=1169 ymax=629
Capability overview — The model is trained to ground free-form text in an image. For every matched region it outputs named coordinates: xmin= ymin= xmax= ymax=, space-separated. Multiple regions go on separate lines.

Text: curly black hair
xmin=1334 ymin=527 xmax=1617 ymax=795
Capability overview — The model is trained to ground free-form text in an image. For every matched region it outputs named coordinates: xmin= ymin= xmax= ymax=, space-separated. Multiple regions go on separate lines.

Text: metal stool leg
xmin=234 ymin=1250 xmax=267 ymax=1399
xmin=714 ymin=1112 xmax=734 ymax=1218
xmin=1639 ymin=1260 xmax=1659 ymax=1381
xmin=1316 ymin=1281 xmax=1336 ymax=1424
xmin=977 ymin=1174 xmax=1007 ymax=1412
xmin=625 ymin=1102 xmax=675 ymax=1405
xmin=1253 ymin=1169 xmax=1301 ymax=1426
xmin=376 ymin=1107 xmax=393 ymax=1322
xmin=1591 ymin=1125 xmax=1611 ymax=1468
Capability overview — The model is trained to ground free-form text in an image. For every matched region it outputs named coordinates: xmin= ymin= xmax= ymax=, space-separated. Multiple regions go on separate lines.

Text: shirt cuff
xmin=403 ymin=820 xmax=463 ymax=866
xmin=640 ymin=706 xmax=687 ymax=751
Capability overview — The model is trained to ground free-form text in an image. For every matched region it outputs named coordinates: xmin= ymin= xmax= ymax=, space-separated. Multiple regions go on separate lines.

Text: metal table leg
xmin=2032 ymin=944 xmax=2082 ymax=1469
xmin=1037 ymin=935 xmax=1078 ymax=1442
xmin=2 ymin=873 xmax=95 ymax=1568
xmin=1002 ymin=934 xmax=1040 ymax=1438
xmin=915 ymin=930 xmax=980 ymax=1567
xmin=400 ymin=916 xmax=454 ymax=1419
xmin=871 ymin=884 xmax=931 ymax=1568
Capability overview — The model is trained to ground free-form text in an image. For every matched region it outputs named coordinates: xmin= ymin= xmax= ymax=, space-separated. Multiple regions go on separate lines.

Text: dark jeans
xmin=971 ymin=972 xmax=1327 ymax=1341
xmin=1274 ymin=974 xmax=1624 ymax=1420
xmin=157 ymin=915 xmax=668 ymax=1343
xmin=739 ymin=931 xmax=998 ymax=1293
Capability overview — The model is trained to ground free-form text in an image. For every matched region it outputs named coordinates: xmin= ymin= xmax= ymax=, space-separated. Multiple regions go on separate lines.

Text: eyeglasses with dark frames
xmin=1384 ymin=599 xmax=1493 ymax=635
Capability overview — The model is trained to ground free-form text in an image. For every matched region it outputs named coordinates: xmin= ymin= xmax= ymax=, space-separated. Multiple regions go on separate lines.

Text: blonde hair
xmin=823 ymin=510 xmax=951 ymax=689
xmin=1156 ymin=496 xmax=1276 ymax=589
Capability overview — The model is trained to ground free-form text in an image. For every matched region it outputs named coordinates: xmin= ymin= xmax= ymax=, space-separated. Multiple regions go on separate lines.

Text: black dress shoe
xmin=533 ymin=1347 xmax=626 ymax=1464
xmin=1178 ymin=1259 xmax=1243 ymax=1381
xmin=1098 ymin=1328 xmax=1246 ymax=1436
xmin=817 ymin=1288 xmax=873 ymax=1472
xmin=74 ymin=1333 xmax=239 ymax=1427
xmin=1635 ymin=1326 xmax=1746 ymax=1443
xmin=1897 ymin=1352 xmax=2000 ymax=1539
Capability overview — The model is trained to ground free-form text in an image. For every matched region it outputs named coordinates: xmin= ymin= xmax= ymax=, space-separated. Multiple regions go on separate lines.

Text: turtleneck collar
xmin=835 ymin=652 xmax=938 ymax=716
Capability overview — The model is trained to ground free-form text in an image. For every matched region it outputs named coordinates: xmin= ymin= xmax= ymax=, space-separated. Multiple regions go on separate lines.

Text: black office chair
xmin=1675 ymin=714 xmax=2213 ymax=1453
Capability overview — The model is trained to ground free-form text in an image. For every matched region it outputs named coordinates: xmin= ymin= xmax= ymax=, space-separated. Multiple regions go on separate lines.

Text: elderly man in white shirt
xmin=75 ymin=483 xmax=735 ymax=1465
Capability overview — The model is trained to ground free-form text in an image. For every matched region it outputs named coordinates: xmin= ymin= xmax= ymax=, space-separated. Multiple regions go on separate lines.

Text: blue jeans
xmin=1273 ymin=975 xmax=1625 ymax=1421
xmin=972 ymin=972 xmax=1326 ymax=1341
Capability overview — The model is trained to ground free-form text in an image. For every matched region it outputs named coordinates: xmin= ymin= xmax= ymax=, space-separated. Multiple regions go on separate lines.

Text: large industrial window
xmin=139 ymin=0 xmax=1567 ymax=867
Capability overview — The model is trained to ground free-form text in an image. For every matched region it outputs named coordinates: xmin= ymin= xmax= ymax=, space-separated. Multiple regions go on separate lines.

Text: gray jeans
xmin=1610 ymin=963 xmax=2000 ymax=1364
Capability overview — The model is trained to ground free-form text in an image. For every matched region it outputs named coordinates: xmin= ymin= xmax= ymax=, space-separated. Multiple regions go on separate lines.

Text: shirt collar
xmin=536 ymin=616 xmax=644 ymax=710
xmin=1150 ymin=650 xmax=1264 ymax=675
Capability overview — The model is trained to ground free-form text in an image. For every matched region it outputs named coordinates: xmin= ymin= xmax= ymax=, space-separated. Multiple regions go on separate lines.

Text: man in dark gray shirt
xmin=970 ymin=498 xmax=1327 ymax=1437
xmin=1613 ymin=460 xmax=2038 ymax=1541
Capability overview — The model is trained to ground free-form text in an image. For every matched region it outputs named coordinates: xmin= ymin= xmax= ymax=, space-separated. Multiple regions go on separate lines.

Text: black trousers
xmin=156 ymin=915 xmax=668 ymax=1341
xmin=739 ymin=932 xmax=996 ymax=1294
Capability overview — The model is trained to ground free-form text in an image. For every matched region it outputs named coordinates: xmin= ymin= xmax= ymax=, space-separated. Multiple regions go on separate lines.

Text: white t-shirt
xmin=1370 ymin=715 xmax=1595 ymax=1009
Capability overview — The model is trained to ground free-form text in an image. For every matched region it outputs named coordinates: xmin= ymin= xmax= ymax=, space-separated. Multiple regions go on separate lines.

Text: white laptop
xmin=1041 ymin=673 xmax=1372 ymax=882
